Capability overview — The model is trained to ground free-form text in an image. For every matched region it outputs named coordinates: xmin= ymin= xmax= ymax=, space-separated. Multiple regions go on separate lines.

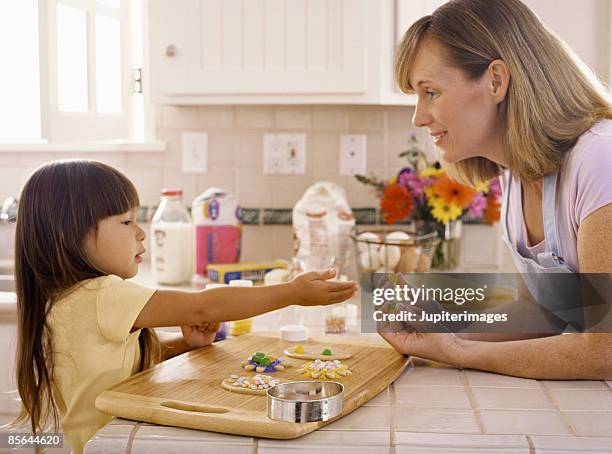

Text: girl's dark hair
xmin=11 ymin=160 xmax=160 ymax=433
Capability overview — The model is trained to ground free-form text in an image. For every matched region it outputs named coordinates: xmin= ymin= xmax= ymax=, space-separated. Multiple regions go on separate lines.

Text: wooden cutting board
xmin=95 ymin=332 xmax=409 ymax=439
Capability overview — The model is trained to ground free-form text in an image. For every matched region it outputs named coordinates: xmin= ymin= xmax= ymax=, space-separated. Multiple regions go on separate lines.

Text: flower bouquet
xmin=356 ymin=134 xmax=502 ymax=269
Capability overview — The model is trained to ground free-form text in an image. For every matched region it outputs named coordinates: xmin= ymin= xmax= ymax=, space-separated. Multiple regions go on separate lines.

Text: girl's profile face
xmin=409 ymin=38 xmax=503 ymax=164
xmin=84 ymin=208 xmax=146 ymax=278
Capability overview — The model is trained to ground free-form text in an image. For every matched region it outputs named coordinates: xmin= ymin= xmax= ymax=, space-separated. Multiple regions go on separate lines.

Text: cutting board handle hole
xmin=160 ymin=401 xmax=229 ymax=414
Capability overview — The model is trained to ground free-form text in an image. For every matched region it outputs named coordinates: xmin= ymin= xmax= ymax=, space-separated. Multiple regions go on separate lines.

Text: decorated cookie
xmin=284 ymin=345 xmax=353 ymax=361
xmin=221 ymin=374 xmax=284 ymax=395
xmin=241 ymin=352 xmax=289 ymax=373
xmin=296 ymin=359 xmax=352 ymax=380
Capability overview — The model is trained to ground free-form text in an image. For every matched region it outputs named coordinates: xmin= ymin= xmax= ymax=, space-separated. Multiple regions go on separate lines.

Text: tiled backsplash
xmin=0 ymin=105 xmax=429 ymax=208
xmin=1 ymin=105 xmax=437 ymax=262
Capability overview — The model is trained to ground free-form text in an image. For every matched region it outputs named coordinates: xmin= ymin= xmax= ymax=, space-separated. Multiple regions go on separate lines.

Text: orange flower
xmin=484 ymin=193 xmax=501 ymax=224
xmin=430 ymin=174 xmax=476 ymax=209
xmin=380 ymin=183 xmax=413 ymax=224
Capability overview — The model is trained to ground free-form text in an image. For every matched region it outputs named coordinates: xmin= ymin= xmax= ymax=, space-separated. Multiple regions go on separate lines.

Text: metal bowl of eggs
xmin=266 ymin=381 xmax=344 ymax=423
xmin=350 ymin=226 xmax=440 ymax=291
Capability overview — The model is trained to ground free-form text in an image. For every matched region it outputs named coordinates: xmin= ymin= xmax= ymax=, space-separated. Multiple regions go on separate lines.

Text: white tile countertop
xmin=82 ymin=267 xmax=612 ymax=454
xmin=86 ymin=361 xmax=612 ymax=453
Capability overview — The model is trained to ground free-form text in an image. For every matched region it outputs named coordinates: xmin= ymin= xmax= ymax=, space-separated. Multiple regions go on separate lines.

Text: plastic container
xmin=150 ymin=188 xmax=194 ymax=285
xmin=279 ymin=324 xmax=309 ymax=354
xmin=205 ymin=283 xmax=228 ymax=341
xmin=192 ymin=187 xmax=242 ymax=275
xmin=228 ymin=279 xmax=253 ymax=336
xmin=264 ymin=268 xmax=290 ymax=286
xmin=325 ymin=303 xmax=347 ymax=334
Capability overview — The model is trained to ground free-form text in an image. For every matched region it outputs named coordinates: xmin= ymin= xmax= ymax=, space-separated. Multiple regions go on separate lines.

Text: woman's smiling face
xmin=410 ymin=38 xmax=505 ymax=165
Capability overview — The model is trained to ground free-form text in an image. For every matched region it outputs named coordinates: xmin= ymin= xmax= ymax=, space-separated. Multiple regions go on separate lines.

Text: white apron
xmin=501 ymin=172 xmax=584 ymax=330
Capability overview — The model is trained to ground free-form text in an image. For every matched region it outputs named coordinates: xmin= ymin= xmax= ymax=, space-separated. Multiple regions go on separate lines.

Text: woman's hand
xmin=378 ymin=330 xmax=461 ymax=366
xmin=181 ymin=321 xmax=221 ymax=348
xmin=291 ymin=268 xmax=358 ymax=306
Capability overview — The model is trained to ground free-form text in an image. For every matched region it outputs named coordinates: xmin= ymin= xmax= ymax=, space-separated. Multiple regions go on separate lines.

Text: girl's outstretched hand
xmin=181 ymin=321 xmax=221 ymax=348
xmin=291 ymin=268 xmax=358 ymax=306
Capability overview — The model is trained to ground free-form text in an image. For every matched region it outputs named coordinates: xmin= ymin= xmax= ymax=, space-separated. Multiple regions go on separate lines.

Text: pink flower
xmin=489 ymin=178 xmax=502 ymax=199
xmin=399 ymin=171 xmax=431 ymax=200
xmin=468 ymin=192 xmax=487 ymax=218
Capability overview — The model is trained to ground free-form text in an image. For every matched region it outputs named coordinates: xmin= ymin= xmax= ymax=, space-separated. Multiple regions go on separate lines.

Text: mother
xmin=381 ymin=0 xmax=612 ymax=379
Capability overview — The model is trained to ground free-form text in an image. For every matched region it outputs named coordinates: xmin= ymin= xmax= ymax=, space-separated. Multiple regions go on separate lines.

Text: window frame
xmin=39 ymin=0 xmax=134 ymax=142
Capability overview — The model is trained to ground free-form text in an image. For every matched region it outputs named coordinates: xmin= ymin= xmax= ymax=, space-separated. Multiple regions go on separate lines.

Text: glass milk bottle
xmin=150 ymin=188 xmax=194 ymax=285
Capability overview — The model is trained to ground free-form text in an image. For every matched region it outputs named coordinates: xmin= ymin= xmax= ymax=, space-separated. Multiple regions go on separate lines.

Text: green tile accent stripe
xmin=263 ymin=208 xmax=293 ymax=225
xmin=136 ymin=206 xmax=149 ymax=223
xmin=241 ymin=208 xmax=261 ymax=225
xmin=353 ymin=208 xmax=377 ymax=225
xmin=138 ymin=206 xmax=487 ymax=226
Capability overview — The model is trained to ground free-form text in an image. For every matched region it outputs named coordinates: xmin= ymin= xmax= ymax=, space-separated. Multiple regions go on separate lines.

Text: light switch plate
xmin=263 ymin=133 xmax=307 ymax=174
xmin=181 ymin=132 xmax=208 ymax=174
xmin=339 ymin=134 xmax=367 ymax=175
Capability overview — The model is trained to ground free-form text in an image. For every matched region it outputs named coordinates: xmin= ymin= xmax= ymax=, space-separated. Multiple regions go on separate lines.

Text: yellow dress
xmin=47 ymin=275 xmax=155 ymax=454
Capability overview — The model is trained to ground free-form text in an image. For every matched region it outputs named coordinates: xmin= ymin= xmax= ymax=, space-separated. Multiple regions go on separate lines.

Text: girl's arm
xmin=157 ymin=323 xmax=221 ymax=359
xmin=133 ymin=269 xmax=357 ymax=329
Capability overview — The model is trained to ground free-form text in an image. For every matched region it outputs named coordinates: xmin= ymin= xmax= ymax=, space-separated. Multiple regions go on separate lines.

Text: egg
xmin=357 ymin=232 xmax=380 ymax=270
xmin=397 ymin=245 xmax=420 ymax=272
xmin=357 ymin=232 xmax=380 ymax=253
xmin=416 ymin=252 xmax=433 ymax=272
xmin=385 ymin=231 xmax=411 ymax=243
xmin=378 ymin=244 xmax=401 ymax=270
xmin=360 ymin=250 xmax=380 ymax=270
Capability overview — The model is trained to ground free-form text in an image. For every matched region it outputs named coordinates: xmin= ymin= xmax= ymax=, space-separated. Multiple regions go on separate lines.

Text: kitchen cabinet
xmin=147 ymin=0 xmax=442 ymax=105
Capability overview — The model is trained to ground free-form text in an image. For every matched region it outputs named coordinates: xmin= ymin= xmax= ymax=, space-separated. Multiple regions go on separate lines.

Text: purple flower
xmin=399 ymin=171 xmax=432 ymax=201
xmin=468 ymin=192 xmax=487 ymax=218
xmin=489 ymin=178 xmax=502 ymax=199
xmin=397 ymin=167 xmax=412 ymax=181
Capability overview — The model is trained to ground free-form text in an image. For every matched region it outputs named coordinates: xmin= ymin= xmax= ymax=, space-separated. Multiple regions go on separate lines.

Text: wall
xmin=0 ymin=106 xmax=438 ymax=262
xmin=522 ymin=0 xmax=611 ymax=83
xmin=1 ymin=0 xmax=609 ymax=266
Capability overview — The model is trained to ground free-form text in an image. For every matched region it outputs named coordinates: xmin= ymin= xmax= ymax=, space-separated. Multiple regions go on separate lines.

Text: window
xmin=0 ymin=0 xmax=145 ymax=144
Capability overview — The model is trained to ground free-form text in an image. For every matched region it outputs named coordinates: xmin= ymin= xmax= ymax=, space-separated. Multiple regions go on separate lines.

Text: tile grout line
xmin=389 ymin=384 xmax=396 ymax=453
xmin=539 ymin=380 xmax=578 ymax=436
xmin=253 ymin=436 xmax=259 ymax=454
xmin=124 ymin=422 xmax=141 ymax=454
xmin=525 ymin=434 xmax=536 ymax=454
xmin=460 ymin=369 xmax=486 ymax=434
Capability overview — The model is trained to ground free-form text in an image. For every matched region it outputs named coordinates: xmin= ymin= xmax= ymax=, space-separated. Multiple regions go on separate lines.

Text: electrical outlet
xmin=339 ymin=134 xmax=367 ymax=175
xmin=181 ymin=132 xmax=208 ymax=174
xmin=263 ymin=133 xmax=307 ymax=174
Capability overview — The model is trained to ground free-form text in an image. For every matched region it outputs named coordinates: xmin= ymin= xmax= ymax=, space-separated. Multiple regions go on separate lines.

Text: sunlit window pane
xmin=95 ymin=15 xmax=122 ymax=113
xmin=130 ymin=0 xmax=143 ymax=68
xmin=57 ymin=4 xmax=88 ymax=112
xmin=97 ymin=0 xmax=121 ymax=8
xmin=0 ymin=0 xmax=41 ymax=141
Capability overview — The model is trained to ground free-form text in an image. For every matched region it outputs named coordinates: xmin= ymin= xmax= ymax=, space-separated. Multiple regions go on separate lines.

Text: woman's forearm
xmin=453 ymin=333 xmax=612 ymax=379
xmin=456 ymin=333 xmax=556 ymax=341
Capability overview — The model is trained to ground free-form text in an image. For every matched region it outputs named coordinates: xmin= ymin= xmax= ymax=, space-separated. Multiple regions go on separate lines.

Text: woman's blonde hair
xmin=395 ymin=0 xmax=612 ymax=184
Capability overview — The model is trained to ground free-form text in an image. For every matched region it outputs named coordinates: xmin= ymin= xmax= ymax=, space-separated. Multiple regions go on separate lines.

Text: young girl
xmin=11 ymin=160 xmax=357 ymax=453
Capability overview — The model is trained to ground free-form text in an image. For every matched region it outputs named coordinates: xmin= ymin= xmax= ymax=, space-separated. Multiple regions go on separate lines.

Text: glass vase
xmin=432 ymin=220 xmax=462 ymax=270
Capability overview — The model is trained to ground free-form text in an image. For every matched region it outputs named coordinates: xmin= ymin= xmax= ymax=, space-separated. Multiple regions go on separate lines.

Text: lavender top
xmin=502 ymin=119 xmax=612 ymax=272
